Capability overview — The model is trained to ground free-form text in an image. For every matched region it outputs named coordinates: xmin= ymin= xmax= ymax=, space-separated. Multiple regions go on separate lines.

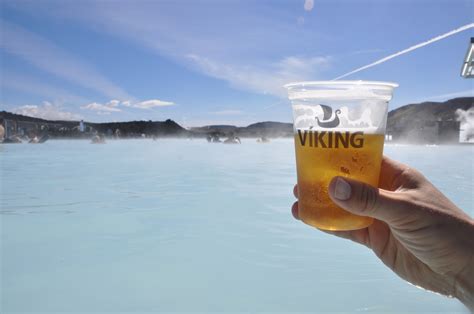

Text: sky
xmin=1 ymin=0 xmax=473 ymax=127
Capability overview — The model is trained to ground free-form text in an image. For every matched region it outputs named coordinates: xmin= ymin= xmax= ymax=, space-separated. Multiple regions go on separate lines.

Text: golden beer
xmin=294 ymin=130 xmax=384 ymax=231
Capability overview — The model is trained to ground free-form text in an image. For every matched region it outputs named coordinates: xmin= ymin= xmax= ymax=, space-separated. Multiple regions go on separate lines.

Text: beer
xmin=294 ymin=130 xmax=384 ymax=231
xmin=285 ymin=80 xmax=397 ymax=231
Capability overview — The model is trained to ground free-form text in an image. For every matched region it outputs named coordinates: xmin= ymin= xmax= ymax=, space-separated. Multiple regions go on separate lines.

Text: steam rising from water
xmin=456 ymin=107 xmax=474 ymax=142
xmin=334 ymin=23 xmax=474 ymax=80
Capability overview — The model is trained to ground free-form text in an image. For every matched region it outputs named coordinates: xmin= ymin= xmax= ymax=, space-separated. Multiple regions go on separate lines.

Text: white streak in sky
xmin=334 ymin=23 xmax=474 ymax=80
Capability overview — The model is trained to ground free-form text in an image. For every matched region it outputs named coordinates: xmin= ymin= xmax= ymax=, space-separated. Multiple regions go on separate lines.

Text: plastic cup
xmin=284 ymin=80 xmax=398 ymax=231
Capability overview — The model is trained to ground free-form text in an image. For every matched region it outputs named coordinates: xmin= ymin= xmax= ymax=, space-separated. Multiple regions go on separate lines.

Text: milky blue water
xmin=1 ymin=139 xmax=473 ymax=313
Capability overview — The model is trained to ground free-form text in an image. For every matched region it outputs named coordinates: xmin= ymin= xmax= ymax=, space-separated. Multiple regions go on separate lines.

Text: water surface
xmin=1 ymin=139 xmax=472 ymax=312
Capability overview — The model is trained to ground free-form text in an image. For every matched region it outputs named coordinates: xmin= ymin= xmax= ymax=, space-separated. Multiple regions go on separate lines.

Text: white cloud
xmin=81 ymin=99 xmax=174 ymax=114
xmin=126 ymin=99 xmax=174 ymax=109
xmin=210 ymin=110 xmax=243 ymax=115
xmin=6 ymin=2 xmax=329 ymax=98
xmin=0 ymin=20 xmax=132 ymax=101
xmin=81 ymin=101 xmax=122 ymax=113
xmin=186 ymin=54 xmax=331 ymax=97
xmin=304 ymin=0 xmax=314 ymax=12
xmin=107 ymin=99 xmax=121 ymax=107
xmin=13 ymin=102 xmax=82 ymax=120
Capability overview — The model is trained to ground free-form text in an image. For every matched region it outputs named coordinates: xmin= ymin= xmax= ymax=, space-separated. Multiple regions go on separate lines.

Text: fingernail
xmin=334 ymin=177 xmax=351 ymax=200
xmin=291 ymin=202 xmax=300 ymax=220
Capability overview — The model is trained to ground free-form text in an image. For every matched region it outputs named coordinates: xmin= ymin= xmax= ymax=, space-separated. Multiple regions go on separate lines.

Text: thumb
xmin=328 ymin=176 xmax=410 ymax=224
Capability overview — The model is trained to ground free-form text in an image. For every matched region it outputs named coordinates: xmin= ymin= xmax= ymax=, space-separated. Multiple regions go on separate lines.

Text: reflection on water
xmin=1 ymin=139 xmax=471 ymax=312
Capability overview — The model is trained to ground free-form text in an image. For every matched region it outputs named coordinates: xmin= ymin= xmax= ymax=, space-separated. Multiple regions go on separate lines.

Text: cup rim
xmin=283 ymin=80 xmax=399 ymax=89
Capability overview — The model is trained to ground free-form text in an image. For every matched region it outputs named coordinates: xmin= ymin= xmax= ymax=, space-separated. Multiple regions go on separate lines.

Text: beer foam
xmin=292 ymin=104 xmax=387 ymax=134
xmin=294 ymin=126 xmax=382 ymax=134
xmin=288 ymin=88 xmax=393 ymax=101
xmin=285 ymin=81 xmax=397 ymax=102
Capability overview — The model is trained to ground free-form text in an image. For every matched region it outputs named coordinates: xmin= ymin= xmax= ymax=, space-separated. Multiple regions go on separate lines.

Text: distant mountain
xmin=0 ymin=111 xmax=189 ymax=138
xmin=191 ymin=121 xmax=293 ymax=138
xmin=239 ymin=121 xmax=293 ymax=137
xmin=192 ymin=98 xmax=473 ymax=142
xmin=387 ymin=97 xmax=473 ymax=127
xmin=192 ymin=125 xmax=239 ymax=134
xmin=89 ymin=119 xmax=188 ymax=137
xmin=2 ymin=97 xmax=472 ymax=143
xmin=386 ymin=97 xmax=473 ymax=143
xmin=0 ymin=111 xmax=77 ymax=126
xmin=245 ymin=121 xmax=293 ymax=132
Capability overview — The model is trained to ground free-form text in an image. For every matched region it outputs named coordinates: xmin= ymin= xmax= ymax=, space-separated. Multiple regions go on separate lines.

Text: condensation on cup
xmin=284 ymin=81 xmax=398 ymax=231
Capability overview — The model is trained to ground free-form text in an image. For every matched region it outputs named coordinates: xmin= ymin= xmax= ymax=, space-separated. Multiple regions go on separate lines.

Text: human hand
xmin=291 ymin=156 xmax=474 ymax=309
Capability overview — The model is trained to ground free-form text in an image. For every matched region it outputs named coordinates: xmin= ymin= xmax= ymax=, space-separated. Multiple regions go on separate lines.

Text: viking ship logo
xmin=316 ymin=104 xmax=341 ymax=128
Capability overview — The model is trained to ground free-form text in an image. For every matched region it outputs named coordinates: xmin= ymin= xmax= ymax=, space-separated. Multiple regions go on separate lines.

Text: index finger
xmin=379 ymin=156 xmax=410 ymax=191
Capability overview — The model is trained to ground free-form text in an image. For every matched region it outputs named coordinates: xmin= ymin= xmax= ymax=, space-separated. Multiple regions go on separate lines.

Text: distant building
xmin=79 ymin=120 xmax=85 ymax=132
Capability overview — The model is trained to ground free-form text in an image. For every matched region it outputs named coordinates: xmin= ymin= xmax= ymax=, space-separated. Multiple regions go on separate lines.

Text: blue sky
xmin=1 ymin=0 xmax=473 ymax=126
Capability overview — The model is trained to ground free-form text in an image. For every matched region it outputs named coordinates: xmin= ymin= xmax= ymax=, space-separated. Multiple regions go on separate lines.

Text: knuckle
xmin=392 ymin=167 xmax=425 ymax=190
xmin=407 ymin=167 xmax=424 ymax=180
xmin=359 ymin=183 xmax=378 ymax=214
xmin=406 ymin=167 xmax=426 ymax=183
